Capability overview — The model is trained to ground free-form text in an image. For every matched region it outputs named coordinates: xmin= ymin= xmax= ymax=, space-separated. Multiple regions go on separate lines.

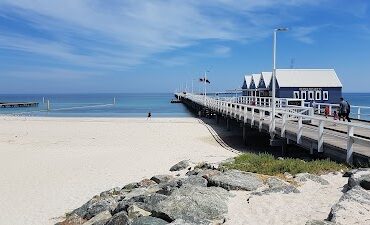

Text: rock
xmin=343 ymin=168 xmax=370 ymax=177
xmin=113 ymin=193 xmax=168 ymax=215
xmin=196 ymin=162 xmax=219 ymax=170
xmin=152 ymin=185 xmax=230 ymax=224
xmin=197 ymin=169 xmax=221 ymax=180
xmin=72 ymin=196 xmax=119 ymax=220
xmin=305 ymin=220 xmax=334 ymax=225
xmin=127 ymin=204 xmax=151 ymax=219
xmin=256 ymin=177 xmax=299 ymax=195
xmin=284 ymin=172 xmax=293 ymax=179
xmin=169 ymin=219 xmax=198 ymax=225
xmin=56 ymin=214 xmax=85 ymax=225
xmin=157 ymin=179 xmax=182 ymax=195
xmin=123 ymin=182 xmax=139 ymax=190
xmin=185 ymin=168 xmax=201 ymax=176
xmin=105 ymin=211 xmax=129 ymax=225
xmin=180 ymin=176 xmax=207 ymax=187
xmin=138 ymin=179 xmax=158 ymax=188
xmin=151 ymin=175 xmax=174 ymax=184
xmin=207 ymin=170 xmax=263 ymax=191
xmin=328 ymin=185 xmax=370 ymax=224
xmin=294 ymin=173 xmax=329 ymax=185
xmin=100 ymin=187 xmax=122 ymax=198
xmin=82 ymin=211 xmax=111 ymax=225
xmin=131 ymin=216 xmax=169 ymax=225
xmin=347 ymin=169 xmax=370 ymax=190
xmin=170 ymin=160 xmax=191 ymax=171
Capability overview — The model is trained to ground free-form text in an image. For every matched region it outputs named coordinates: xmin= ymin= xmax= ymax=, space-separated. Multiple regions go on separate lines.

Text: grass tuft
xmin=223 ymin=152 xmax=348 ymax=176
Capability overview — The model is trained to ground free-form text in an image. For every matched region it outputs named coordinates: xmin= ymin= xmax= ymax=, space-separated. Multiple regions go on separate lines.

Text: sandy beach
xmin=0 ymin=117 xmax=236 ymax=225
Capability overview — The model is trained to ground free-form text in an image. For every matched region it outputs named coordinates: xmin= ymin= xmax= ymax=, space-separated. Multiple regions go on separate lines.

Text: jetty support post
xmin=113 ymin=97 xmax=116 ymax=105
xmin=242 ymin=124 xmax=247 ymax=145
xmin=226 ymin=117 xmax=230 ymax=131
xmin=47 ymin=100 xmax=50 ymax=111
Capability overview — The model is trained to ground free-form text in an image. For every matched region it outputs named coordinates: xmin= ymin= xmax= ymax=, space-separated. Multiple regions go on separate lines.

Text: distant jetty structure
xmin=0 ymin=102 xmax=39 ymax=108
xmin=175 ymin=68 xmax=370 ymax=165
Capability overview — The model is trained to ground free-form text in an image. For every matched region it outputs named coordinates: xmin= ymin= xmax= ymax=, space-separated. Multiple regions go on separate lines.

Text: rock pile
xmin=57 ymin=160 xmax=369 ymax=225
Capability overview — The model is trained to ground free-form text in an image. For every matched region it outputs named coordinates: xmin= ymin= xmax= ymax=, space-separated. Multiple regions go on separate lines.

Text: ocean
xmin=0 ymin=93 xmax=192 ymax=117
xmin=0 ymin=93 xmax=369 ymax=119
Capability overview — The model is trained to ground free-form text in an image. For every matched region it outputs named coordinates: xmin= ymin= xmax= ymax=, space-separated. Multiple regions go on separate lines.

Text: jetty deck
xmin=176 ymin=93 xmax=370 ymax=165
xmin=0 ymin=102 xmax=39 ymax=108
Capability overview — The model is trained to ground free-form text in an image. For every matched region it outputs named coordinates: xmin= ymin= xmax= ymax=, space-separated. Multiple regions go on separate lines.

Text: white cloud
xmin=0 ymin=0 xmax=327 ymax=72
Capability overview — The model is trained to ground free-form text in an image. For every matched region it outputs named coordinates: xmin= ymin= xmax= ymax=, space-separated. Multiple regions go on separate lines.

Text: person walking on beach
xmin=147 ymin=112 xmax=152 ymax=120
xmin=339 ymin=97 xmax=351 ymax=122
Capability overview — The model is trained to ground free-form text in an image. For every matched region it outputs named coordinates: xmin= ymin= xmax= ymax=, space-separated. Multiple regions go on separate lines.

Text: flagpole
xmin=204 ymin=71 xmax=207 ymax=105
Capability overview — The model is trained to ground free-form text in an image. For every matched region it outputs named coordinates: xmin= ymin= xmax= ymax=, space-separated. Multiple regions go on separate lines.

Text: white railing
xmin=179 ymin=93 xmax=370 ymax=164
xmin=312 ymin=102 xmax=370 ymax=120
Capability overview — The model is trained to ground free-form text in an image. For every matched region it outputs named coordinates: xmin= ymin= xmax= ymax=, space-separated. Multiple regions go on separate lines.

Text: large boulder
xmin=72 ymin=196 xmax=119 ymax=220
xmin=170 ymin=160 xmax=191 ymax=171
xmin=105 ymin=211 xmax=129 ymax=225
xmin=82 ymin=211 xmax=111 ymax=225
xmin=131 ymin=216 xmax=169 ymax=225
xmin=294 ymin=173 xmax=329 ymax=185
xmin=180 ymin=176 xmax=207 ymax=187
xmin=347 ymin=169 xmax=370 ymax=190
xmin=152 ymin=185 xmax=230 ymax=224
xmin=127 ymin=204 xmax=151 ymax=219
xmin=328 ymin=185 xmax=370 ymax=224
xmin=151 ymin=175 xmax=175 ymax=184
xmin=207 ymin=170 xmax=263 ymax=191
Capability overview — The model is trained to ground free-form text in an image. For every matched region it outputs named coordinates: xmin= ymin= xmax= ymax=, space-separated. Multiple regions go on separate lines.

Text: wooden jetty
xmin=0 ymin=102 xmax=39 ymax=108
xmin=175 ymin=93 xmax=370 ymax=165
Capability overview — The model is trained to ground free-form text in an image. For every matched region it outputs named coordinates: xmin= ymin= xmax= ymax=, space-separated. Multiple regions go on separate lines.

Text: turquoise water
xmin=0 ymin=93 xmax=369 ymax=119
xmin=0 ymin=93 xmax=192 ymax=117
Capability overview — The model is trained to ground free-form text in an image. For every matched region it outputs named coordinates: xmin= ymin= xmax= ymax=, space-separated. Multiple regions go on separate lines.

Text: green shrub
xmin=223 ymin=153 xmax=347 ymax=176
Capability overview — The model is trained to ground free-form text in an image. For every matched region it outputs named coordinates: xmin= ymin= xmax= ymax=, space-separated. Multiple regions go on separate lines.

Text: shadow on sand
xmin=198 ymin=116 xmax=317 ymax=160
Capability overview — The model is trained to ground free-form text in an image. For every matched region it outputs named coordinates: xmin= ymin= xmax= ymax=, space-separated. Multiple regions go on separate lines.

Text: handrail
xmin=177 ymin=92 xmax=370 ymax=164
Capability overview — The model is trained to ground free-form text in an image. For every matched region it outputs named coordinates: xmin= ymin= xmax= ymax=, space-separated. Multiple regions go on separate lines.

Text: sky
xmin=0 ymin=0 xmax=370 ymax=93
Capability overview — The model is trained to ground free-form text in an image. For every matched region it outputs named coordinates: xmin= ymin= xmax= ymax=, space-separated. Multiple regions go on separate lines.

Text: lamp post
xmin=271 ymin=27 xmax=288 ymax=137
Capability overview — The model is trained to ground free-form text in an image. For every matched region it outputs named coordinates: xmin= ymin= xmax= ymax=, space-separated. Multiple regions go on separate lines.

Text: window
xmin=293 ymin=91 xmax=300 ymax=99
xmin=315 ymin=91 xmax=321 ymax=100
xmin=301 ymin=91 xmax=307 ymax=100
xmin=323 ymin=91 xmax=329 ymax=100
xmin=308 ymin=91 xmax=314 ymax=100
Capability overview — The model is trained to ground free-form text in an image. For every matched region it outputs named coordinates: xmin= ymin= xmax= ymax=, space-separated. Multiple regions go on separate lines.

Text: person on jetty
xmin=339 ymin=97 xmax=351 ymax=122
xmin=324 ymin=105 xmax=330 ymax=118
xmin=147 ymin=111 xmax=152 ymax=120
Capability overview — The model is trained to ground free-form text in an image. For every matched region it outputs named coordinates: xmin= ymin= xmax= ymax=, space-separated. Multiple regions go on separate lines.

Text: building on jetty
xmin=242 ymin=69 xmax=342 ymax=104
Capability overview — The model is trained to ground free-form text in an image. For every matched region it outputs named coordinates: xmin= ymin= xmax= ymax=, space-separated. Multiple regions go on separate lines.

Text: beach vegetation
xmin=223 ymin=153 xmax=348 ymax=176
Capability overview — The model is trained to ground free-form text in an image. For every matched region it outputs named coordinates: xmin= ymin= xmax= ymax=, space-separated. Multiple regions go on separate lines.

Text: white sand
xmin=0 ymin=117 xmax=236 ymax=225
xmin=225 ymin=173 xmax=347 ymax=225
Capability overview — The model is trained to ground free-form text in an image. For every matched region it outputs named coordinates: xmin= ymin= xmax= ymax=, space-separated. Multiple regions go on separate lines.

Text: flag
xmin=199 ymin=78 xmax=210 ymax=83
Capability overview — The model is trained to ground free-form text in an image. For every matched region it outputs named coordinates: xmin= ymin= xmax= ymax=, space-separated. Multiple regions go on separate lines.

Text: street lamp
xmin=271 ymin=27 xmax=288 ymax=137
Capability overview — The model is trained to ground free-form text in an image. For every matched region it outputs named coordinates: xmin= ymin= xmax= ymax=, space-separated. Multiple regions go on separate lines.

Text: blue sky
xmin=0 ymin=0 xmax=369 ymax=93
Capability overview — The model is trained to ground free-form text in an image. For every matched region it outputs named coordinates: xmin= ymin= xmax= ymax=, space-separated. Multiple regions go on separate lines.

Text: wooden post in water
xmin=113 ymin=97 xmax=116 ymax=105
xmin=47 ymin=100 xmax=50 ymax=111
xmin=42 ymin=97 xmax=45 ymax=104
